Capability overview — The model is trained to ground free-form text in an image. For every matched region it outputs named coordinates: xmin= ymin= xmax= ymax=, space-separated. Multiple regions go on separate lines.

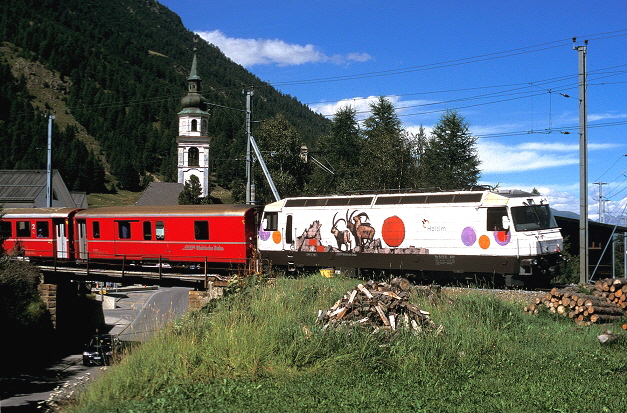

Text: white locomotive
xmin=257 ymin=189 xmax=563 ymax=287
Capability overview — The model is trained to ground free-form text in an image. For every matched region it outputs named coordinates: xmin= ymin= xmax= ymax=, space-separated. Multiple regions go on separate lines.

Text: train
xmin=0 ymin=189 xmax=563 ymax=287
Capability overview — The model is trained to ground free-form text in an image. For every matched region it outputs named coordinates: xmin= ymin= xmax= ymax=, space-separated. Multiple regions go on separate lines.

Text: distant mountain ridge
xmin=0 ymin=0 xmax=331 ymax=193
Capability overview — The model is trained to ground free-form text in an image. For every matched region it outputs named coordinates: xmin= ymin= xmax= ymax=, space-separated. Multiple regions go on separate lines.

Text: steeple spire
xmin=188 ymin=48 xmax=200 ymax=81
xmin=181 ymin=48 xmax=206 ymax=108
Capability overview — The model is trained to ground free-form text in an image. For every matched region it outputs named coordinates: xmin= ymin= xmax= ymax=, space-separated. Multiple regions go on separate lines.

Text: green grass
xmin=67 ymin=276 xmax=627 ymax=413
xmin=87 ymin=191 xmax=143 ymax=208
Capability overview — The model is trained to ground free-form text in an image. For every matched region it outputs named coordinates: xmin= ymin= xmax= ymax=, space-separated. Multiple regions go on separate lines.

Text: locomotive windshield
xmin=510 ymin=205 xmax=557 ymax=231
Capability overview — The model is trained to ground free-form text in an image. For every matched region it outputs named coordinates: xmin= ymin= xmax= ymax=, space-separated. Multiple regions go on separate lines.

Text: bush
xmin=0 ymin=260 xmax=56 ymax=371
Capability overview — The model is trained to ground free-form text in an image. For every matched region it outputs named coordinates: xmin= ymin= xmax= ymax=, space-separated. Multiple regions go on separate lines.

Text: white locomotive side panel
xmin=257 ymin=190 xmax=563 ymax=281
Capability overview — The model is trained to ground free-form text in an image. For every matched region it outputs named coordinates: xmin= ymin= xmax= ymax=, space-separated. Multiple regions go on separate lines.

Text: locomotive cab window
xmin=16 ymin=221 xmax=31 ymax=237
xmin=36 ymin=222 xmax=50 ymax=238
xmin=92 ymin=222 xmax=100 ymax=239
xmin=194 ymin=221 xmax=209 ymax=240
xmin=263 ymin=212 xmax=278 ymax=231
xmin=487 ymin=207 xmax=509 ymax=231
xmin=511 ymin=205 xmax=557 ymax=231
xmin=118 ymin=222 xmax=131 ymax=239
xmin=143 ymin=221 xmax=152 ymax=240
xmin=156 ymin=221 xmax=165 ymax=240
xmin=0 ymin=221 xmax=12 ymax=238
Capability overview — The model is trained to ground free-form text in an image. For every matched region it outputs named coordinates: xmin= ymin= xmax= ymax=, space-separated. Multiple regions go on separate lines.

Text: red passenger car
xmin=72 ymin=205 xmax=257 ymax=269
xmin=0 ymin=208 xmax=82 ymax=260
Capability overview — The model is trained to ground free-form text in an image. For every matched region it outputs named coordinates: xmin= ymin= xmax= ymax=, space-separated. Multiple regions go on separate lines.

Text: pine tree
xmin=419 ymin=110 xmax=481 ymax=190
xmin=178 ymin=174 xmax=203 ymax=205
xmin=360 ymin=97 xmax=414 ymax=191
xmin=253 ymin=113 xmax=311 ymax=203
xmin=313 ymin=106 xmax=363 ymax=193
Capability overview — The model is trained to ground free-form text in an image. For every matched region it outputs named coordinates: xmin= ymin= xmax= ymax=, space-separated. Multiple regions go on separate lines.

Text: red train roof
xmin=74 ymin=204 xmax=256 ymax=218
xmin=1 ymin=207 xmax=83 ymax=219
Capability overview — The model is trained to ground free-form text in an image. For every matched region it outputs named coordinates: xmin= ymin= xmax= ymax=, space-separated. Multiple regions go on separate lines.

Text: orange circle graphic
xmin=479 ymin=235 xmax=490 ymax=249
xmin=272 ymin=231 xmax=282 ymax=244
xmin=382 ymin=215 xmax=405 ymax=247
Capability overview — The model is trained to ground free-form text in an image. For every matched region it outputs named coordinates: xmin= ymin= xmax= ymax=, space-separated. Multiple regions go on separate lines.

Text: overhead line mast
xmin=574 ymin=38 xmax=589 ymax=284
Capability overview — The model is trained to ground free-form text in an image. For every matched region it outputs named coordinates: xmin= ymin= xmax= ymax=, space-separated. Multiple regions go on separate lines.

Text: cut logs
xmin=593 ymin=278 xmax=627 ymax=309
xmin=525 ymin=278 xmax=627 ymax=326
xmin=317 ymin=279 xmax=443 ymax=334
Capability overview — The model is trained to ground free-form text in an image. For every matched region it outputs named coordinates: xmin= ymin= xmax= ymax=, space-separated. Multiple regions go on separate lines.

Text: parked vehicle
xmin=82 ymin=334 xmax=120 ymax=366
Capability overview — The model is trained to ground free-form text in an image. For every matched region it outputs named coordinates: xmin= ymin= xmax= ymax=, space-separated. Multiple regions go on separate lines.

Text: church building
xmin=176 ymin=49 xmax=211 ymax=197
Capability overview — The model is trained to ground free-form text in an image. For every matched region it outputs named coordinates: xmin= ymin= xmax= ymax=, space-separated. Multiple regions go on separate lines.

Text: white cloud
xmin=477 ymin=141 xmax=580 ymax=174
xmin=196 ymin=30 xmax=372 ymax=67
xmin=588 ymin=112 xmax=627 ymax=122
xmin=308 ymin=95 xmax=408 ymax=121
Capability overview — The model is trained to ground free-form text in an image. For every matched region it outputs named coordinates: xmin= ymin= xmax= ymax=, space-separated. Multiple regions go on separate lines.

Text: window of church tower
xmin=202 ymin=119 xmax=207 ymax=133
xmin=188 ymin=147 xmax=199 ymax=167
xmin=191 ymin=119 xmax=198 ymax=132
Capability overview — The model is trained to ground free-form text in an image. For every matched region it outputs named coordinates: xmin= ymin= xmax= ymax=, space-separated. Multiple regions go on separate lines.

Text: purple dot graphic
xmin=461 ymin=226 xmax=476 ymax=246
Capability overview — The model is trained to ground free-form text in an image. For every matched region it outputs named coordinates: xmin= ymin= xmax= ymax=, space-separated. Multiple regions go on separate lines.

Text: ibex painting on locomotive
xmin=258 ymin=189 xmax=563 ymax=287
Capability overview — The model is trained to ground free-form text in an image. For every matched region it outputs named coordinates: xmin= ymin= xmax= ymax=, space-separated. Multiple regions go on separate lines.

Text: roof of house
xmin=134 ymin=182 xmax=184 ymax=206
xmin=0 ymin=170 xmax=59 ymax=202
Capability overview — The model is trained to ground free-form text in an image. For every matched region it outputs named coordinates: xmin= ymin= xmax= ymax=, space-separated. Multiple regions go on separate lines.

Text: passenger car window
xmin=118 ymin=222 xmax=131 ymax=239
xmin=156 ymin=221 xmax=165 ymax=240
xmin=16 ymin=221 xmax=31 ymax=237
xmin=194 ymin=221 xmax=209 ymax=240
xmin=0 ymin=222 xmax=12 ymax=238
xmin=36 ymin=222 xmax=50 ymax=238
xmin=143 ymin=221 xmax=152 ymax=240
xmin=92 ymin=222 xmax=100 ymax=239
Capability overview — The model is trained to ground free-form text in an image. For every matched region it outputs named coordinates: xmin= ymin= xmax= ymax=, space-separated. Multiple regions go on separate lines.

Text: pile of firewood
xmin=317 ymin=278 xmax=443 ymax=334
xmin=525 ymin=280 xmax=627 ymax=326
xmin=592 ymin=278 xmax=627 ymax=309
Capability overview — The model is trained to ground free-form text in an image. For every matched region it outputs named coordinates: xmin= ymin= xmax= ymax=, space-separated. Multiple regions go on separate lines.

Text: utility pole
xmin=245 ymin=89 xmax=254 ymax=204
xmin=47 ymin=115 xmax=55 ymax=207
xmin=594 ymin=182 xmax=607 ymax=223
xmin=574 ymin=39 xmax=588 ymax=284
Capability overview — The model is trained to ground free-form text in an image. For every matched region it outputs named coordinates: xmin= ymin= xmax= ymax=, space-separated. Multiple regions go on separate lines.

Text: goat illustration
xmin=347 ymin=210 xmax=375 ymax=251
xmin=331 ymin=212 xmax=352 ymax=251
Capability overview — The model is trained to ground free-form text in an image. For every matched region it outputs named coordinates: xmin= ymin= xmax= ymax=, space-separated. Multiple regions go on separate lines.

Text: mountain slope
xmin=0 ymin=0 xmax=330 ymax=193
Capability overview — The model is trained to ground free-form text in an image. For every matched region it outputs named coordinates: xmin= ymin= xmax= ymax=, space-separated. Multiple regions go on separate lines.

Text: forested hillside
xmin=0 ymin=0 xmax=331 ymax=194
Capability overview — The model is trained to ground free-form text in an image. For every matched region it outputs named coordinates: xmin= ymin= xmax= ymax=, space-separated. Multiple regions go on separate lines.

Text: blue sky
xmin=158 ymin=0 xmax=627 ymax=219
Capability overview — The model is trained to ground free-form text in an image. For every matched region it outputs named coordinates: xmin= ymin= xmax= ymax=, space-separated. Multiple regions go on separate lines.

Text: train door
xmin=284 ymin=214 xmax=294 ymax=249
xmin=77 ymin=220 xmax=88 ymax=260
xmin=54 ymin=220 xmax=69 ymax=259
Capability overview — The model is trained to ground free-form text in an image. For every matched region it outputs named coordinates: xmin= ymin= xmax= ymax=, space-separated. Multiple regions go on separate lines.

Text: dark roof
xmin=71 ymin=191 xmax=88 ymax=209
xmin=0 ymin=170 xmax=58 ymax=202
xmin=135 ymin=182 xmax=184 ymax=206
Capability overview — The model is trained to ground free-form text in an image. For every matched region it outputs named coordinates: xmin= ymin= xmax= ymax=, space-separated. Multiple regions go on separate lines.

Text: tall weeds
xmin=70 ymin=276 xmax=627 ymax=413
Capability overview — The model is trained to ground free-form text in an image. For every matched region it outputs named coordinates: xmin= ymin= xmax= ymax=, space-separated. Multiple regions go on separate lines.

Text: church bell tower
xmin=177 ymin=49 xmax=211 ymax=197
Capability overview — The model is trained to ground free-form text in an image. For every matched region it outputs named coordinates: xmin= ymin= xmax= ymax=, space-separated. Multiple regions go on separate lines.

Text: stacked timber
xmin=317 ymin=279 xmax=443 ymax=334
xmin=593 ymin=278 xmax=627 ymax=310
xmin=525 ymin=285 xmax=626 ymax=325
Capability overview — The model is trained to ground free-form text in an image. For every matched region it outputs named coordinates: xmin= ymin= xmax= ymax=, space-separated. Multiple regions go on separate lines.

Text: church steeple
xmin=177 ymin=49 xmax=211 ymax=197
xmin=180 ymin=48 xmax=207 ymax=111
